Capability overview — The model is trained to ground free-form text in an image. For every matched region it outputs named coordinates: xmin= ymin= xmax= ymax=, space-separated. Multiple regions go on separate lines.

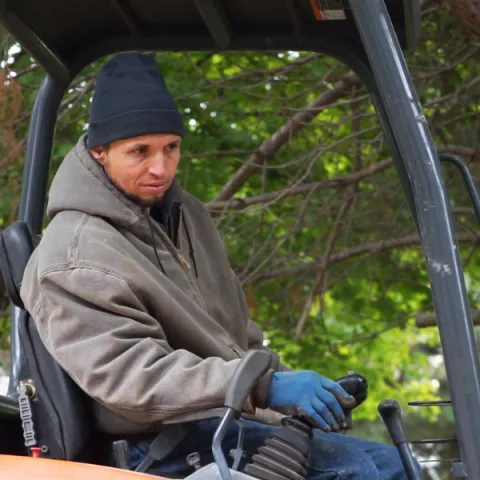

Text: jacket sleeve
xmin=30 ymin=266 xmax=262 ymax=424
xmin=230 ymin=269 xmax=291 ymax=373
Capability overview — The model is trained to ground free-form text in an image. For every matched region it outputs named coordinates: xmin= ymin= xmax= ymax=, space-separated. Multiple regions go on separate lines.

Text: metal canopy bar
xmin=349 ymin=1 xmax=480 ymax=478
xmin=284 ymin=0 xmax=304 ymax=38
xmin=69 ymin=33 xmax=365 ymax=79
xmin=109 ymin=0 xmax=140 ymax=36
xmin=0 ymin=6 xmax=69 ymax=83
xmin=19 ymin=76 xmax=66 ymax=234
xmin=10 ymin=77 xmax=66 ymax=395
xmin=193 ymin=0 xmax=232 ymax=49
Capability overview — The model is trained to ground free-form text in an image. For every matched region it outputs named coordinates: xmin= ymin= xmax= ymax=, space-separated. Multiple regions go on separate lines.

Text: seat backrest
xmin=0 ymin=221 xmax=95 ymax=462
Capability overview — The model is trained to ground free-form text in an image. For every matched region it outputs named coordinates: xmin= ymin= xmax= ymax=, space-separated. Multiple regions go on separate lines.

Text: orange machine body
xmin=0 ymin=455 xmax=163 ymax=480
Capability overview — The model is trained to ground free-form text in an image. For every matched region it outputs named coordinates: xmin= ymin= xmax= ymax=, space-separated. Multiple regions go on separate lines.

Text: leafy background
xmin=1 ymin=1 xmax=480 ymax=478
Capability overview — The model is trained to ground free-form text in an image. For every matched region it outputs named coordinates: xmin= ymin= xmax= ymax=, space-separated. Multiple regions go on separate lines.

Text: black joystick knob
xmin=335 ymin=371 xmax=368 ymax=429
xmin=378 ymin=400 xmax=423 ymax=480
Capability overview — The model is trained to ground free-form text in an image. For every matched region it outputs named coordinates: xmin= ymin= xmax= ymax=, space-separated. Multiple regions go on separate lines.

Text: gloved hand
xmin=265 ymin=371 xmax=357 ymax=432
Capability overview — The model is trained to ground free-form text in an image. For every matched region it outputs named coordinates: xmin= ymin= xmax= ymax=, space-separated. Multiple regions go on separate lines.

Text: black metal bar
xmin=378 ymin=400 xmax=421 ymax=480
xmin=409 ymin=400 xmax=452 ymax=407
xmin=410 ymin=438 xmax=458 ymax=445
xmin=67 ymin=34 xmax=359 ymax=77
xmin=284 ymin=0 xmax=304 ymax=38
xmin=18 ymin=75 xmax=67 ymax=234
xmin=350 ymin=1 xmax=480 ymax=478
xmin=0 ymin=6 xmax=69 ymax=84
xmin=212 ymin=408 xmax=236 ymax=480
xmin=10 ymin=76 xmax=66 ymax=394
xmin=193 ymin=0 xmax=232 ymax=49
xmin=439 ymin=153 xmax=480 ymax=227
xmin=109 ymin=0 xmax=140 ymax=36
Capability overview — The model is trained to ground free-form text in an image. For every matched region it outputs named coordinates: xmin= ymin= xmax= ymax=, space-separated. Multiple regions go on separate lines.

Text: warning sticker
xmin=310 ymin=0 xmax=348 ymax=21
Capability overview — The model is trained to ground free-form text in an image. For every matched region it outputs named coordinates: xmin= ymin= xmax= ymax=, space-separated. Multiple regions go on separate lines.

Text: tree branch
xmin=249 ymin=231 xmax=480 ymax=285
xmin=183 ymin=149 xmax=254 ymax=160
xmin=295 ymin=187 xmax=357 ymax=339
xmin=208 ymin=158 xmax=391 ymax=213
xmin=416 ymin=308 xmax=480 ymax=328
xmin=213 ymin=72 xmax=361 ymax=202
xmin=206 ymin=143 xmax=477 ymax=214
xmin=437 ymin=144 xmax=478 ymax=160
xmin=295 ymin=89 xmax=363 ymax=339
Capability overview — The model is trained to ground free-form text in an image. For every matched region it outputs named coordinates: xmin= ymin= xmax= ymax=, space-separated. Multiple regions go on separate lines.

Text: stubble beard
xmin=103 ymin=166 xmax=165 ymax=209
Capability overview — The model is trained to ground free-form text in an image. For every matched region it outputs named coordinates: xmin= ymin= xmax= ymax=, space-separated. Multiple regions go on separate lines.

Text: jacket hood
xmin=47 ymin=134 xmax=182 ymax=241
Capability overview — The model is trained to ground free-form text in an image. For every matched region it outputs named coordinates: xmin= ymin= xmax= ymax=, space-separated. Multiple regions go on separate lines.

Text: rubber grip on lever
xmin=378 ymin=400 xmax=422 ymax=480
xmin=378 ymin=399 xmax=408 ymax=445
xmin=336 ymin=371 xmax=368 ymax=429
xmin=225 ymin=349 xmax=272 ymax=414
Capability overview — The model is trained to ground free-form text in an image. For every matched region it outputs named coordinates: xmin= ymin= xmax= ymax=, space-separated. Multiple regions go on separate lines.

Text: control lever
xmin=378 ymin=400 xmax=422 ymax=480
xmin=213 ymin=349 xmax=273 ymax=480
xmin=112 ymin=440 xmax=131 ymax=470
xmin=335 ymin=371 xmax=368 ymax=430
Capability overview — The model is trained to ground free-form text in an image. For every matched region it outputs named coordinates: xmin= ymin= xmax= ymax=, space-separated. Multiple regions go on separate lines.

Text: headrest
xmin=0 ymin=221 xmax=38 ymax=309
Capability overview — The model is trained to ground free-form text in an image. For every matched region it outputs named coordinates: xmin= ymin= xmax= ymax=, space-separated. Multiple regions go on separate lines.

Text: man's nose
xmin=148 ymin=155 xmax=166 ymax=177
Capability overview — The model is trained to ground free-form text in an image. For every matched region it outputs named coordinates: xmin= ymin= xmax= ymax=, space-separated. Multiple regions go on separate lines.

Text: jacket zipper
xmin=178 ymin=206 xmax=208 ymax=311
xmin=148 ymin=211 xmax=207 ymax=312
xmin=171 ymin=205 xmax=191 ymax=270
xmin=230 ymin=343 xmax=244 ymax=358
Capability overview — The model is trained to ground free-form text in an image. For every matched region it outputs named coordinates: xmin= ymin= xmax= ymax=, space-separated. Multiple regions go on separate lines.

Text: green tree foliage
xmin=0 ymin=5 xmax=479 ymax=477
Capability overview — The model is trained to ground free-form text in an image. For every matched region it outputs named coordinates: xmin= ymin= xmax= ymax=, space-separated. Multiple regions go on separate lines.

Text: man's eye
xmin=167 ymin=143 xmax=179 ymax=152
xmin=134 ymin=146 xmax=148 ymax=155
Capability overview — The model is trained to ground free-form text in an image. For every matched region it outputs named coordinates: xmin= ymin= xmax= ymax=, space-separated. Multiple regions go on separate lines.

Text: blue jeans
xmin=129 ymin=418 xmax=422 ymax=479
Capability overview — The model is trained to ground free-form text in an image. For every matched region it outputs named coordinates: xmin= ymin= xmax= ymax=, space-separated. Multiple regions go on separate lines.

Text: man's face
xmin=91 ymin=133 xmax=181 ymax=208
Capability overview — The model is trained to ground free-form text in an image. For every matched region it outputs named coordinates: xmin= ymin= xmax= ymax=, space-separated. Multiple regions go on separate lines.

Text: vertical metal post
xmin=349 ymin=0 xmax=480 ymax=477
xmin=18 ymin=75 xmax=65 ymax=234
xmin=9 ymin=75 xmax=65 ymax=392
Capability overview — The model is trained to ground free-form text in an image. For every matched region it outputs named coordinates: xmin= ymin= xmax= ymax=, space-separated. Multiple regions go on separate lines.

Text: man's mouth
xmin=142 ymin=182 xmax=168 ymax=191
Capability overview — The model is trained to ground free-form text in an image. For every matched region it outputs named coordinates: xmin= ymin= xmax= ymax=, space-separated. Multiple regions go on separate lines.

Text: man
xmin=20 ymin=53 xmax=418 ymax=479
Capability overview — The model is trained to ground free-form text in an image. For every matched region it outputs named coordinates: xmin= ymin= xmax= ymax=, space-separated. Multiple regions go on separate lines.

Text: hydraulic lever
xmin=212 ymin=349 xmax=273 ymax=480
xmin=378 ymin=400 xmax=422 ymax=480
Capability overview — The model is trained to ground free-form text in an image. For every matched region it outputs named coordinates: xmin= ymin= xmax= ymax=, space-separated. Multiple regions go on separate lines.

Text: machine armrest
xmin=162 ymin=407 xmax=227 ymax=425
xmin=133 ymin=350 xmax=273 ymax=475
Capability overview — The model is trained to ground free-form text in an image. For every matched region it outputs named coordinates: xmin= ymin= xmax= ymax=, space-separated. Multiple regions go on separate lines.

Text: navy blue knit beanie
xmin=87 ymin=52 xmax=185 ymax=149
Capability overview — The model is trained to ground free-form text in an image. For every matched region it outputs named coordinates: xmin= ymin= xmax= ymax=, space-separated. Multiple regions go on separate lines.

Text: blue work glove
xmin=265 ymin=371 xmax=357 ymax=432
